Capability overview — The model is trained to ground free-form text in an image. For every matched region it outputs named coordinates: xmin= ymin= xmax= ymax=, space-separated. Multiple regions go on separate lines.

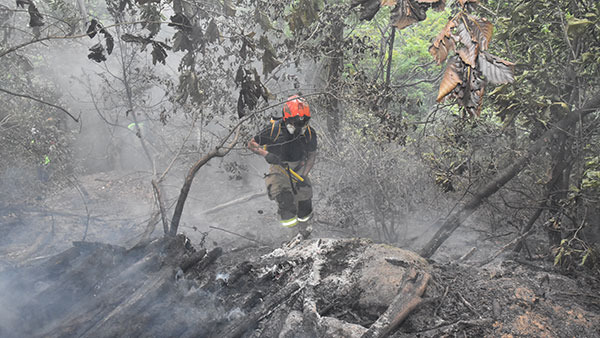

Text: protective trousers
xmin=265 ymin=161 xmax=312 ymax=227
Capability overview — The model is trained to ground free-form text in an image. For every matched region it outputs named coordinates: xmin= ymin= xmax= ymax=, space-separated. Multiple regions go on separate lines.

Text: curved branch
xmin=169 ymin=126 xmax=241 ymax=236
xmin=0 ymin=87 xmax=80 ymax=122
xmin=0 ymin=20 xmax=188 ymax=58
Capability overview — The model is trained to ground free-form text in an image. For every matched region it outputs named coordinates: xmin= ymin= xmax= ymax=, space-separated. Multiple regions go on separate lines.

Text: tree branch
xmin=169 ymin=126 xmax=241 ymax=236
xmin=0 ymin=20 xmax=190 ymax=58
xmin=419 ymin=93 xmax=600 ymax=258
xmin=0 ymin=87 xmax=80 ymax=122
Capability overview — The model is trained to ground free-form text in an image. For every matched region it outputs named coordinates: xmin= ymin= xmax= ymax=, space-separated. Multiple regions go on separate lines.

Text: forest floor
xmin=1 ymin=169 xmax=599 ymax=337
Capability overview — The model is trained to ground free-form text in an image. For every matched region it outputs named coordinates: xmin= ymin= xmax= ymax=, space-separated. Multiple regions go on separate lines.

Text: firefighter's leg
xmin=266 ymin=168 xmax=298 ymax=227
xmin=295 ymin=177 xmax=313 ymax=222
xmin=297 ymin=200 xmax=313 ymax=222
xmin=276 ymin=190 xmax=298 ymax=227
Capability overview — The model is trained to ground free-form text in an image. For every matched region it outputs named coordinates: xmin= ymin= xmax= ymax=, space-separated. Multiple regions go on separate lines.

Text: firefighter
xmin=248 ymin=95 xmax=317 ymax=228
xmin=30 ymin=126 xmax=52 ymax=182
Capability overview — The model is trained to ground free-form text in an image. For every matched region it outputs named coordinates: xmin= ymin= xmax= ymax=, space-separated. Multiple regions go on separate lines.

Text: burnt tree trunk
xmin=545 ymin=133 xmax=573 ymax=246
xmin=514 ymin=126 xmax=573 ymax=252
xmin=169 ymin=127 xmax=240 ymax=236
xmin=419 ymin=94 xmax=600 ymax=258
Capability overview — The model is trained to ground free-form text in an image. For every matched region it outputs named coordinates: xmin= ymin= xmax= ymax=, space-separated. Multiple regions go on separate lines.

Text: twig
xmin=477 ymin=227 xmax=537 ymax=267
xmin=416 ymin=318 xmax=493 ymax=335
xmin=151 ymin=179 xmax=169 ymax=235
xmin=169 ymin=126 xmax=241 ymax=235
xmin=458 ymin=247 xmax=476 ymax=262
xmin=433 ymin=285 xmax=450 ymax=317
xmin=202 ymin=192 xmax=265 ymax=215
xmin=362 ymin=269 xmax=431 ymax=338
xmin=0 ymin=87 xmax=79 ymax=122
xmin=457 ymin=292 xmax=481 ymax=318
xmin=217 ymin=281 xmax=302 ymax=338
xmin=0 ymin=19 xmax=191 ymax=58
xmin=483 ymin=231 xmax=515 ymax=242
xmin=209 ymin=225 xmax=269 ymax=246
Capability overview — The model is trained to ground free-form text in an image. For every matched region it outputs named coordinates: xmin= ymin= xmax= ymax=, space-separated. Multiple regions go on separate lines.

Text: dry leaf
xmin=457 ymin=43 xmax=478 ymax=67
xmin=478 ymin=51 xmax=515 ymax=85
xmin=429 ymin=20 xmax=456 ymax=64
xmin=437 ymin=56 xmax=464 ymax=102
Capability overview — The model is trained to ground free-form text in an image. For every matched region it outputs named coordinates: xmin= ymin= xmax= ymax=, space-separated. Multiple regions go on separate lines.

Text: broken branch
xmin=419 ymin=93 xmax=600 ymax=258
xmin=361 ymin=268 xmax=431 ymax=338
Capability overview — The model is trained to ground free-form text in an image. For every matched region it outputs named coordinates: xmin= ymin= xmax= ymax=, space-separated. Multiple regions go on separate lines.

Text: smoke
xmin=0 ymin=1 xmax=494 ymax=335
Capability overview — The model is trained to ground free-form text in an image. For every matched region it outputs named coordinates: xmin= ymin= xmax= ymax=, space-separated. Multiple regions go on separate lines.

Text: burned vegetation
xmin=2 ymin=234 xmax=598 ymax=337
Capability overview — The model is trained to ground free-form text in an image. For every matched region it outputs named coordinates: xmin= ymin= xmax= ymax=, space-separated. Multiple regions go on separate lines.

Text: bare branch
xmin=0 ymin=20 xmax=190 ymax=58
xmin=169 ymin=125 xmax=241 ymax=236
xmin=0 ymin=87 xmax=80 ymax=122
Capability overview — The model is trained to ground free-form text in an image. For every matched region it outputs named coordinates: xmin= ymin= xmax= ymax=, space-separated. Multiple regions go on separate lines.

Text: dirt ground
xmin=1 ymin=168 xmax=599 ymax=337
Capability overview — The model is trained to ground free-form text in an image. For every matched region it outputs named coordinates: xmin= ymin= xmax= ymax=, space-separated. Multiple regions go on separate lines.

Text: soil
xmin=1 ymin=169 xmax=599 ymax=337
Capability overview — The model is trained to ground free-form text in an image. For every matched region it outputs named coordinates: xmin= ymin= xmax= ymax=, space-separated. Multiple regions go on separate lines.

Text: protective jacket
xmin=253 ymin=121 xmax=317 ymax=227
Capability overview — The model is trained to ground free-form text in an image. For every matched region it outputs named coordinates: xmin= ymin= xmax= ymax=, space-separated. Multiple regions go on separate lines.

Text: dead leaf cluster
xmin=429 ymin=11 xmax=514 ymax=116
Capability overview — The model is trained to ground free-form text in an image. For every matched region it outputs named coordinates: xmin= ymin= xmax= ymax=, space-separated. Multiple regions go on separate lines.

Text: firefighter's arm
xmin=301 ymin=151 xmax=317 ymax=176
xmin=249 ymin=139 xmax=281 ymax=164
xmin=248 ymin=138 xmax=268 ymax=157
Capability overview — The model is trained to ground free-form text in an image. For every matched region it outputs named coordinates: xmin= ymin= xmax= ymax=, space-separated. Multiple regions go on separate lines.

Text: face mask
xmin=286 ymin=124 xmax=295 ymax=134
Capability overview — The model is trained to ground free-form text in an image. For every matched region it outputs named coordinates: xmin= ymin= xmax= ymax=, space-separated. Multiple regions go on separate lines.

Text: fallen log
xmin=179 ymin=249 xmax=207 ymax=273
xmin=302 ymin=286 xmax=322 ymax=337
xmin=215 ymin=281 xmax=302 ymax=338
xmin=361 ymin=268 xmax=431 ymax=338
xmin=226 ymin=261 xmax=253 ymax=286
xmin=196 ymin=247 xmax=223 ymax=271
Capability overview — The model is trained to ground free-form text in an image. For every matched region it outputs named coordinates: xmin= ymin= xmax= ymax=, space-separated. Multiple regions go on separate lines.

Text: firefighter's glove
xmin=265 ymin=152 xmax=281 ymax=165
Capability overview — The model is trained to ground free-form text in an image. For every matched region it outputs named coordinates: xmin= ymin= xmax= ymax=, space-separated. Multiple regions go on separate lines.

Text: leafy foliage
xmin=88 ymin=43 xmax=106 ymax=62
xmin=429 ymin=7 xmax=514 ymax=116
xmin=86 ymin=20 xmax=115 ymax=63
xmin=235 ymin=67 xmax=269 ymax=118
xmin=27 ymin=2 xmax=44 ymax=28
xmin=350 ymin=0 xmax=514 ymax=117
xmin=0 ymin=53 xmax=74 ymax=200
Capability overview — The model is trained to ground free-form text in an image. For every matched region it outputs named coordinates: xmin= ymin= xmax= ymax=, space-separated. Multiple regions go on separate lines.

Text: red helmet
xmin=282 ymin=95 xmax=310 ymax=121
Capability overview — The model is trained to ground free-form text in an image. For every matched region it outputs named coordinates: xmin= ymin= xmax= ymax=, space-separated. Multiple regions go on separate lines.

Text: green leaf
xmin=554 ymin=247 xmax=563 ymax=266
xmin=580 ymin=249 xmax=590 ymax=266
xmin=567 ymin=17 xmax=592 ymax=37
